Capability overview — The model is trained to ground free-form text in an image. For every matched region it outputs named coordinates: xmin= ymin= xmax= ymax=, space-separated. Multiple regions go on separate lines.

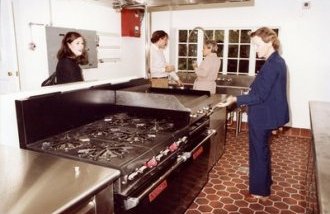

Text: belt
xmin=151 ymin=77 xmax=168 ymax=79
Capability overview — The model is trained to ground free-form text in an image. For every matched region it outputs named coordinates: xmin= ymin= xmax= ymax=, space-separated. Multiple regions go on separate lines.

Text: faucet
xmin=186 ymin=27 xmax=209 ymax=81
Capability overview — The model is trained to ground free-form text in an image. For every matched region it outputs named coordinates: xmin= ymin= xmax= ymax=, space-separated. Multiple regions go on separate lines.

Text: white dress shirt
xmin=150 ymin=44 xmax=179 ymax=81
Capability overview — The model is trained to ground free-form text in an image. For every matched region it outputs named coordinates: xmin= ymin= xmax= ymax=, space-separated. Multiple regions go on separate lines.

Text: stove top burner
xmin=104 ymin=113 xmax=175 ymax=133
xmin=30 ymin=112 xmax=178 ymax=169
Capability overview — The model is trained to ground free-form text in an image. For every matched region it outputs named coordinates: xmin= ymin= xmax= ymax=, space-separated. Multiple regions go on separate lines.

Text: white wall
xmin=9 ymin=0 xmax=146 ymax=91
xmin=150 ymin=0 xmax=330 ymax=129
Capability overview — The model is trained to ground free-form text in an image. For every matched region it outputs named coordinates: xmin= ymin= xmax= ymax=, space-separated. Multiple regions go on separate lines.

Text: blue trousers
xmin=248 ymin=127 xmax=272 ymax=196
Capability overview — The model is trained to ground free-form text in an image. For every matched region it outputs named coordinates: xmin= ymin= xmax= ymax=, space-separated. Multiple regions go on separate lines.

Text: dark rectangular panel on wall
xmin=45 ymin=26 xmax=98 ymax=75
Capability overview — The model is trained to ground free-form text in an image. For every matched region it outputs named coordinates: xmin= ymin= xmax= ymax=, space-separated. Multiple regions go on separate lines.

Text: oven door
xmin=115 ymin=125 xmax=216 ymax=214
xmin=175 ymin=126 xmax=216 ymax=212
xmin=115 ymin=153 xmax=190 ymax=214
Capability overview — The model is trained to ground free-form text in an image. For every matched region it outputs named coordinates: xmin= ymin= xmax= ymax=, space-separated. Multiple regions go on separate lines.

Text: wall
xmin=150 ymin=0 xmax=330 ymax=129
xmin=7 ymin=0 xmax=146 ymax=92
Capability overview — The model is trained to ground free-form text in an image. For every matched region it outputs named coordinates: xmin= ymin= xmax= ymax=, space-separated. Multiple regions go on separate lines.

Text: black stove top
xmin=28 ymin=112 xmax=181 ymax=174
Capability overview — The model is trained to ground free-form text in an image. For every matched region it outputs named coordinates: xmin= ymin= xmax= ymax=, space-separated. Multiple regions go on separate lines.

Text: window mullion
xmin=248 ymin=43 xmax=256 ymax=76
xmin=222 ymin=29 xmax=229 ymax=74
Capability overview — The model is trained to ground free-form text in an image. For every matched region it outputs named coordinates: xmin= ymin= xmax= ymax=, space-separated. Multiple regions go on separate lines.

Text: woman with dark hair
xmin=56 ymin=31 xmax=88 ymax=84
xmin=193 ymin=40 xmax=221 ymax=94
xmin=216 ymin=27 xmax=289 ymax=201
xmin=150 ymin=30 xmax=182 ymax=88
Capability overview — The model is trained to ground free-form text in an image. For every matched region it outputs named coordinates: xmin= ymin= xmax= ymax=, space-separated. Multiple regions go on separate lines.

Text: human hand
xmin=165 ymin=65 xmax=175 ymax=72
xmin=214 ymin=96 xmax=237 ymax=108
xmin=176 ymin=79 xmax=184 ymax=86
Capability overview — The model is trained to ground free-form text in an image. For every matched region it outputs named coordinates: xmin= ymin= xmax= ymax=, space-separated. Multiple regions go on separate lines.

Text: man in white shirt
xmin=149 ymin=30 xmax=182 ymax=88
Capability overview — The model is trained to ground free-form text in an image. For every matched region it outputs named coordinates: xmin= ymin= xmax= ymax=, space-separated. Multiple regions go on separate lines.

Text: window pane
xmin=239 ymin=60 xmax=249 ymax=73
xmin=241 ymin=30 xmax=250 ymax=43
xmin=255 ymin=60 xmax=266 ymax=74
xmin=179 ymin=30 xmax=187 ymax=42
xmin=178 ymin=58 xmax=187 ymax=70
xmin=229 ymin=30 xmax=239 ymax=43
xmin=228 ymin=45 xmax=239 ymax=58
xmin=178 ymin=44 xmax=187 ymax=57
xmin=188 ymin=44 xmax=197 ymax=56
xmin=215 ymin=30 xmax=224 ymax=43
xmin=188 ymin=58 xmax=196 ymax=70
xmin=240 ymin=45 xmax=250 ymax=58
xmin=227 ymin=59 xmax=238 ymax=73
xmin=217 ymin=44 xmax=224 ymax=57
xmin=188 ymin=30 xmax=198 ymax=43
xmin=205 ymin=30 xmax=213 ymax=40
xmin=219 ymin=59 xmax=223 ymax=73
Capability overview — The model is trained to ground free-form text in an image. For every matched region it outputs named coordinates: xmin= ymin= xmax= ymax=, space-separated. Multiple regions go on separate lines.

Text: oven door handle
xmin=123 ymin=152 xmax=191 ymax=210
xmin=190 ymin=119 xmax=210 ymax=135
xmin=190 ymin=129 xmax=217 ymax=154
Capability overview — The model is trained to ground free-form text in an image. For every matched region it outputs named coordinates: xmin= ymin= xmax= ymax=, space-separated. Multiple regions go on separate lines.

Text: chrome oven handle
xmin=190 ymin=119 xmax=210 ymax=135
xmin=190 ymin=129 xmax=217 ymax=154
xmin=123 ymin=153 xmax=190 ymax=210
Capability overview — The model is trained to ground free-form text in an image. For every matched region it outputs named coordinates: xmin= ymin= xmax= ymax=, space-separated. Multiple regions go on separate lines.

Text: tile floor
xmin=185 ymin=129 xmax=317 ymax=214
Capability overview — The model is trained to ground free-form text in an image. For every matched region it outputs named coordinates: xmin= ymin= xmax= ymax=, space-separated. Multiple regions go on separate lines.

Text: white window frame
xmin=175 ymin=27 xmax=280 ymax=76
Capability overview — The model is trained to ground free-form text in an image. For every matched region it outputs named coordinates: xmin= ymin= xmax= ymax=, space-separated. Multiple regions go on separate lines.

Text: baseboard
xmin=227 ymin=122 xmax=312 ymax=139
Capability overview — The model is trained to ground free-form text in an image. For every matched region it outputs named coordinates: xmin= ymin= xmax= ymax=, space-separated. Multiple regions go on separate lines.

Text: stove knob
xmin=190 ymin=113 xmax=198 ymax=118
xmin=175 ymin=139 xmax=183 ymax=147
xmin=163 ymin=148 xmax=170 ymax=156
xmin=138 ymin=165 xmax=148 ymax=174
xmin=203 ymin=106 xmax=210 ymax=111
xmin=197 ymin=109 xmax=204 ymax=114
xmin=156 ymin=152 xmax=164 ymax=161
xmin=128 ymin=171 xmax=139 ymax=181
xmin=146 ymin=157 xmax=158 ymax=168
xmin=169 ymin=142 xmax=178 ymax=152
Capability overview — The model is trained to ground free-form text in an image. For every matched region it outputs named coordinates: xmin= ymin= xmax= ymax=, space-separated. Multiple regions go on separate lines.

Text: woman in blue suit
xmin=217 ymin=27 xmax=289 ymax=200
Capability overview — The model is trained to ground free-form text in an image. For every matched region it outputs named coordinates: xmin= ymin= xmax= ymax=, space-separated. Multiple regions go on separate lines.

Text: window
xmin=205 ymin=30 xmax=224 ymax=72
xmin=178 ymin=30 xmax=198 ymax=71
xmin=227 ymin=29 xmax=250 ymax=74
xmin=176 ymin=28 xmax=279 ymax=75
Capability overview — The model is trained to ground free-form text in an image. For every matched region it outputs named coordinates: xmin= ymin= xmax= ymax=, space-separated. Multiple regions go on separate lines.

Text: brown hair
xmin=57 ymin=31 xmax=88 ymax=65
xmin=250 ymin=27 xmax=280 ymax=51
xmin=204 ymin=40 xmax=218 ymax=53
xmin=151 ymin=30 xmax=168 ymax=43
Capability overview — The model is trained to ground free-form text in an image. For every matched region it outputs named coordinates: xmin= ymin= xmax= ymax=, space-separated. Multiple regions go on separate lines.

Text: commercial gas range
xmin=92 ymin=79 xmax=228 ymax=212
xmin=101 ymin=78 xmax=228 ymax=170
xmin=15 ymin=84 xmax=226 ymax=213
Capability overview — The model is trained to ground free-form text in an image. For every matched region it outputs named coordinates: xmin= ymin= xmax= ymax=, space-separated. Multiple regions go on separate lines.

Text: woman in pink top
xmin=193 ymin=40 xmax=221 ymax=94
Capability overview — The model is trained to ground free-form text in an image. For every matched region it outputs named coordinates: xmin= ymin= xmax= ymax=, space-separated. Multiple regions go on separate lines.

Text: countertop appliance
xmin=15 ymin=83 xmax=226 ymax=213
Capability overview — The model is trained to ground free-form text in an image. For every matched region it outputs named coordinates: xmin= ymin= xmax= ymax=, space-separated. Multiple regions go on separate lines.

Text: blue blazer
xmin=237 ymin=51 xmax=289 ymax=129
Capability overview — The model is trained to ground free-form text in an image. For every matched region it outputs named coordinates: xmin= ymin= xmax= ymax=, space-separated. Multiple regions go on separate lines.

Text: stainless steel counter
xmin=310 ymin=101 xmax=330 ymax=213
xmin=0 ymin=145 xmax=120 ymax=214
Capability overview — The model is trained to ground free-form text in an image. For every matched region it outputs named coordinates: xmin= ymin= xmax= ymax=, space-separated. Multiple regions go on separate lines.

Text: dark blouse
xmin=56 ymin=58 xmax=84 ymax=84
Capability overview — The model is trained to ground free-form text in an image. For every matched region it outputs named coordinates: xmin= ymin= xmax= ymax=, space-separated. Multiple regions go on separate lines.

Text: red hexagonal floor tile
xmin=185 ymin=130 xmax=317 ymax=214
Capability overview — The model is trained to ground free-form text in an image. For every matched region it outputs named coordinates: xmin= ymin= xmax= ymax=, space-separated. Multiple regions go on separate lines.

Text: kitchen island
xmin=0 ymin=144 xmax=120 ymax=214
xmin=309 ymin=101 xmax=330 ymax=213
